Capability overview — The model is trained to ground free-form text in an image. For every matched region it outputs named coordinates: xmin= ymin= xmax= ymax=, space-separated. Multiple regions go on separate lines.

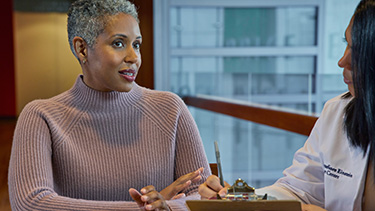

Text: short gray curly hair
xmin=67 ymin=0 xmax=139 ymax=59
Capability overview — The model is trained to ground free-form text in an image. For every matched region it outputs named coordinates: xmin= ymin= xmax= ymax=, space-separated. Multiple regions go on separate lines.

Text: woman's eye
xmin=342 ymin=37 xmax=352 ymax=49
xmin=342 ymin=37 xmax=347 ymax=43
xmin=133 ymin=42 xmax=141 ymax=50
xmin=113 ymin=41 xmax=124 ymax=48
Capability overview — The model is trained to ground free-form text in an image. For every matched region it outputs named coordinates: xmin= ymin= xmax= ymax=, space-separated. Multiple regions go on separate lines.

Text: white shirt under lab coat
xmin=256 ymin=94 xmax=369 ymax=211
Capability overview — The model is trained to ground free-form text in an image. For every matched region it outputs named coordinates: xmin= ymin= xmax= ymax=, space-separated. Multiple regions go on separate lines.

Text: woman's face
xmin=338 ymin=17 xmax=354 ymax=96
xmin=83 ymin=13 xmax=142 ymax=92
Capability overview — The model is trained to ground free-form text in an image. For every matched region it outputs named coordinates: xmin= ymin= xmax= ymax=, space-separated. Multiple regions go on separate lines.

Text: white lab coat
xmin=256 ymin=94 xmax=369 ymax=211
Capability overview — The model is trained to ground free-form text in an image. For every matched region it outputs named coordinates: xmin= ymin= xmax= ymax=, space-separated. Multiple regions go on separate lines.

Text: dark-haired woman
xmin=199 ymin=0 xmax=375 ymax=210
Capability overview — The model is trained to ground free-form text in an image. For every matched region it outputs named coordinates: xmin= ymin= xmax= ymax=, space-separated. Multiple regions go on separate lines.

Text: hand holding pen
xmin=198 ymin=141 xmax=231 ymax=199
xmin=198 ymin=174 xmax=231 ymax=199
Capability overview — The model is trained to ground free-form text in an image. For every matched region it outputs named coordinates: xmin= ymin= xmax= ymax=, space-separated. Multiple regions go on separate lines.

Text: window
xmin=154 ymin=0 xmax=358 ymax=187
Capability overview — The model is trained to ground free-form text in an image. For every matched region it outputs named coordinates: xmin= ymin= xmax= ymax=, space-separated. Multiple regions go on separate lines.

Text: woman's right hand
xmin=198 ymin=175 xmax=230 ymax=199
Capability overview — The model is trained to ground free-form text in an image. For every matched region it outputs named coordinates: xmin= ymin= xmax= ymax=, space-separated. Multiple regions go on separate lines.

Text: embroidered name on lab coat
xmin=323 ymin=164 xmax=353 ymax=179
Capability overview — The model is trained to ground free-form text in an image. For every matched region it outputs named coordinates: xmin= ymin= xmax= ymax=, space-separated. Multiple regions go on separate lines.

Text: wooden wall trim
xmin=132 ymin=0 xmax=154 ymax=89
xmin=183 ymin=96 xmax=318 ymax=136
xmin=0 ymin=0 xmax=16 ymax=117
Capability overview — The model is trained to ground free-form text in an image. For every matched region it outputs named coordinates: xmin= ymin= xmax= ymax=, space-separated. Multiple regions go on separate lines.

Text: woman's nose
xmin=125 ymin=47 xmax=139 ymax=63
xmin=338 ymin=56 xmax=345 ymax=68
xmin=338 ymin=47 xmax=351 ymax=68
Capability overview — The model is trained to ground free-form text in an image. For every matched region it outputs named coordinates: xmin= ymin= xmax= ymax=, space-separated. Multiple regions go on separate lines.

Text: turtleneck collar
xmin=67 ymin=75 xmax=143 ymax=111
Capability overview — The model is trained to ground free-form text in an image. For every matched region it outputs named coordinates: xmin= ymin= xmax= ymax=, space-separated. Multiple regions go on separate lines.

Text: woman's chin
xmin=349 ymin=86 xmax=355 ymax=97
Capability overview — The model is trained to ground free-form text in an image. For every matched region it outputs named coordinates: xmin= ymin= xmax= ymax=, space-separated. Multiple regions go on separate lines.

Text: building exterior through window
xmin=154 ymin=0 xmax=359 ymax=187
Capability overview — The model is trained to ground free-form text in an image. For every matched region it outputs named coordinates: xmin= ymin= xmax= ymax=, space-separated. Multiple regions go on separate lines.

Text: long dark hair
xmin=344 ymin=0 xmax=375 ymax=171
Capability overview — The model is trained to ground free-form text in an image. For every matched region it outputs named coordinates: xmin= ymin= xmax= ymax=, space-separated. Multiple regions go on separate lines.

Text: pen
xmin=214 ymin=141 xmax=224 ymax=187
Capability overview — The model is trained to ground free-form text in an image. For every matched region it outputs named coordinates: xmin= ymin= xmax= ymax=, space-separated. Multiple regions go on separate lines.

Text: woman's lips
xmin=119 ymin=69 xmax=136 ymax=82
xmin=343 ymin=77 xmax=352 ymax=84
xmin=343 ymin=70 xmax=352 ymax=85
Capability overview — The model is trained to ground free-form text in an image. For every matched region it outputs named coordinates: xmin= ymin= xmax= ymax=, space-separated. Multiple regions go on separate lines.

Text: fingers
xmin=160 ymin=167 xmax=204 ymax=200
xmin=139 ymin=186 xmax=169 ymax=211
xmin=175 ymin=167 xmax=204 ymax=188
xmin=191 ymin=175 xmax=203 ymax=183
xmin=172 ymin=167 xmax=203 ymax=193
xmin=218 ymin=181 xmax=231 ymax=196
xmin=170 ymin=180 xmax=191 ymax=195
xmin=198 ymin=175 xmax=229 ymax=199
xmin=171 ymin=193 xmax=186 ymax=200
xmin=177 ymin=167 xmax=204 ymax=184
xmin=129 ymin=188 xmax=144 ymax=207
xmin=144 ymin=198 xmax=169 ymax=211
xmin=140 ymin=185 xmax=157 ymax=195
xmin=206 ymin=175 xmax=224 ymax=192
xmin=218 ymin=187 xmax=228 ymax=197
xmin=198 ymin=182 xmax=219 ymax=199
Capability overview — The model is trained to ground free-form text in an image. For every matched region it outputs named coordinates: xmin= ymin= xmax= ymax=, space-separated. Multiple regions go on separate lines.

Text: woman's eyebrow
xmin=112 ymin=34 xmax=142 ymax=40
xmin=112 ymin=34 xmax=127 ymax=38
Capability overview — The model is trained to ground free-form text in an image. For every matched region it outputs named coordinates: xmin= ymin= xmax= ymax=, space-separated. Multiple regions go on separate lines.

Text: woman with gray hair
xmin=8 ymin=0 xmax=210 ymax=210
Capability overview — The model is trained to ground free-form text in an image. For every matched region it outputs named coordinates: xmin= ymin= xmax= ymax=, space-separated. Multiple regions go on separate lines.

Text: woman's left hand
xmin=160 ymin=167 xmax=204 ymax=200
xmin=129 ymin=186 xmax=170 ymax=211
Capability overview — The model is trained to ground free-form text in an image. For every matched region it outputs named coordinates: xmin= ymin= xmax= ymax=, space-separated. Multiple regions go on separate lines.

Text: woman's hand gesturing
xmin=129 ymin=186 xmax=170 ymax=211
xmin=160 ymin=167 xmax=204 ymax=200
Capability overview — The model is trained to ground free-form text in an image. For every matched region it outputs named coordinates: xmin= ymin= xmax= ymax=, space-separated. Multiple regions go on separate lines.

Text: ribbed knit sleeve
xmin=8 ymin=76 xmax=210 ymax=211
xmin=166 ymin=96 xmax=211 ymax=210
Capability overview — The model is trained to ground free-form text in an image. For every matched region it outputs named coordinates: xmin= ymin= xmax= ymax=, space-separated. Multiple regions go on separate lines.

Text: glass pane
xmin=170 ymin=6 xmax=317 ymax=48
xmin=170 ymin=7 xmax=220 ymax=48
xmin=223 ymin=56 xmax=315 ymax=74
xmin=170 ymin=56 xmax=318 ymax=109
xmin=321 ymin=74 xmax=348 ymax=92
xmin=192 ymin=107 xmax=306 ymax=188
xmin=251 ymin=74 xmax=311 ymax=95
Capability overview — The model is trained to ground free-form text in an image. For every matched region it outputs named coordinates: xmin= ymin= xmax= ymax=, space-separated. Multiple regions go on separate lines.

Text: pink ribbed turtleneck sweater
xmin=8 ymin=75 xmax=210 ymax=210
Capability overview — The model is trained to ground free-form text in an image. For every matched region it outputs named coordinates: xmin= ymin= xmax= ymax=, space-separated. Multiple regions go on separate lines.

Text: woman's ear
xmin=73 ymin=36 xmax=88 ymax=64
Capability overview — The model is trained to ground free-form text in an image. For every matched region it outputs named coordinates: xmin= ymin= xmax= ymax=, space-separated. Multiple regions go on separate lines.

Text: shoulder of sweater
xmin=20 ymin=90 xmax=73 ymax=119
xmin=139 ymin=87 xmax=185 ymax=109
xmin=135 ymin=88 xmax=190 ymax=126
